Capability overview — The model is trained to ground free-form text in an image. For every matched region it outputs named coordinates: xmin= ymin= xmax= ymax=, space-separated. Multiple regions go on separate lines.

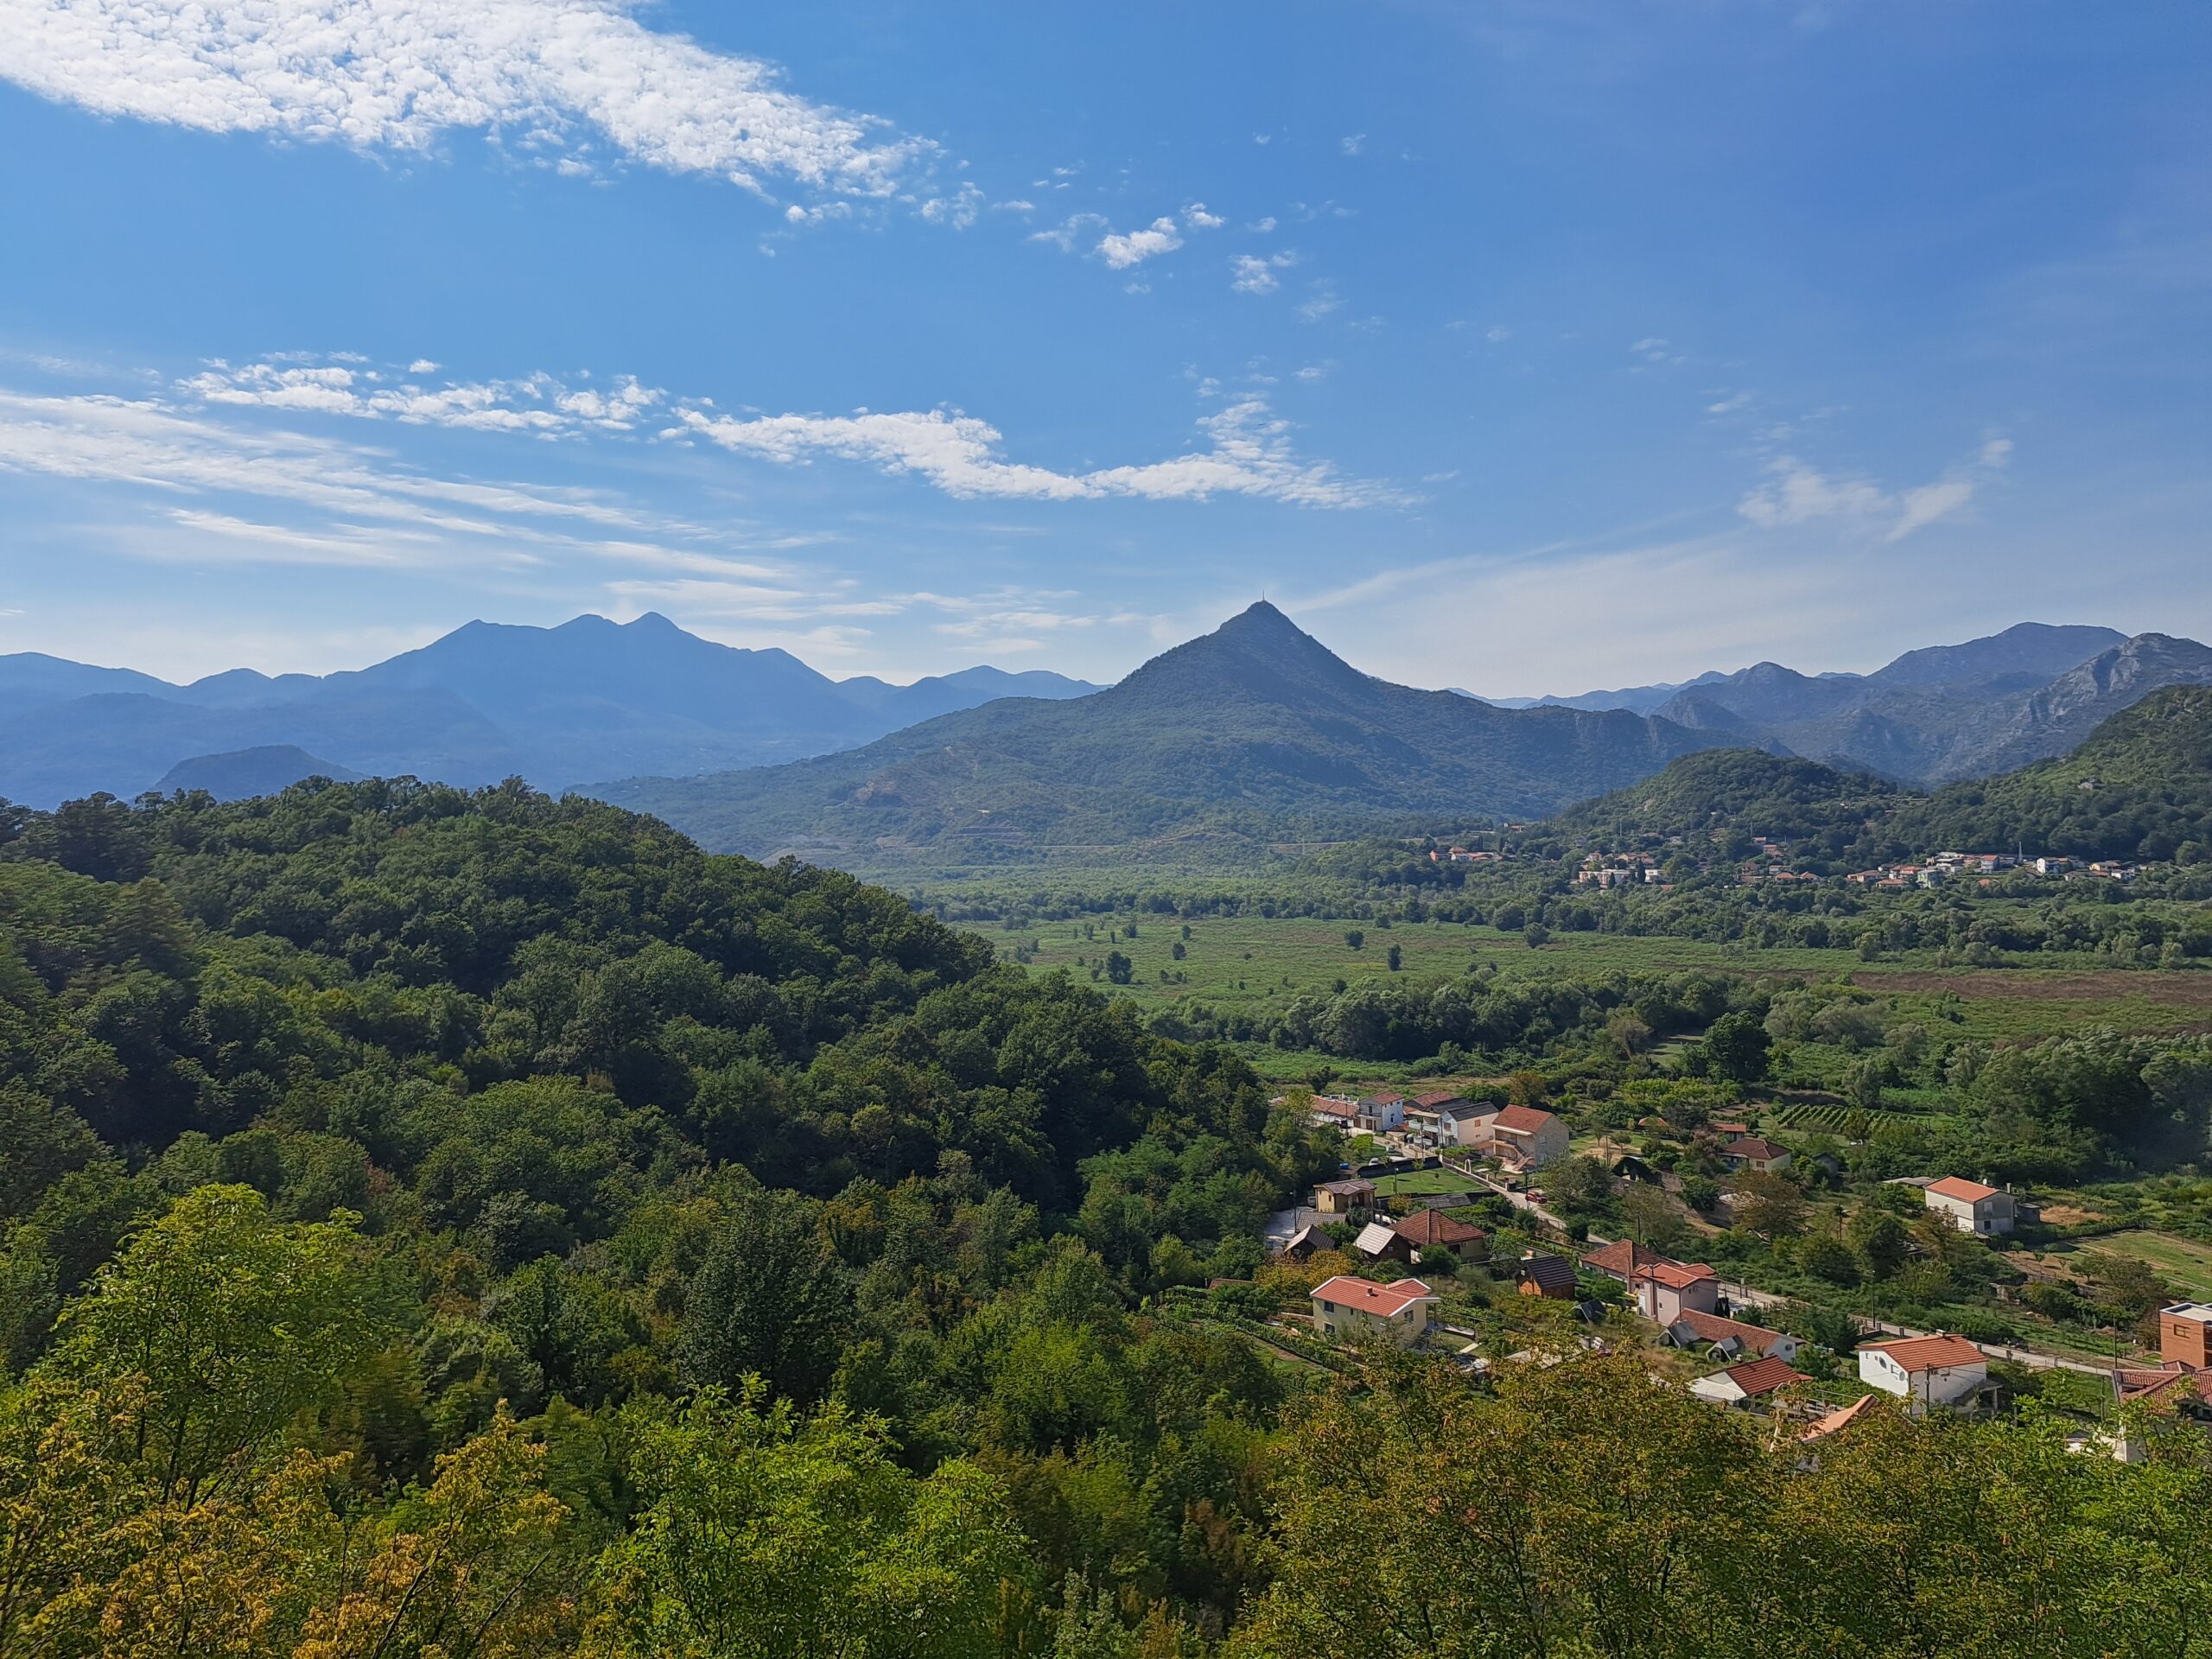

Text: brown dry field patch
xmin=1849 ymin=969 xmax=2212 ymax=1006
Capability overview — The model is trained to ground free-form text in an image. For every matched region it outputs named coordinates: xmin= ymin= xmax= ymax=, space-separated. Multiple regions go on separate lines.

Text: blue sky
xmin=1 ymin=0 xmax=2206 ymax=695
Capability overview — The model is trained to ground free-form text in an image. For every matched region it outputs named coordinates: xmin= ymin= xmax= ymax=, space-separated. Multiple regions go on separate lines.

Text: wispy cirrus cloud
xmin=181 ymin=355 xmax=1405 ymax=508
xmin=1737 ymin=438 xmax=2012 ymax=542
xmin=0 ymin=0 xmax=929 ymax=201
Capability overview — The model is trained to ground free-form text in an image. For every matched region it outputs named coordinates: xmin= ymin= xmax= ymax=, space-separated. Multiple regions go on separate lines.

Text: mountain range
xmin=600 ymin=602 xmax=1745 ymax=857
xmin=1484 ymin=623 xmax=2212 ymax=786
xmin=1559 ymin=683 xmax=2212 ymax=867
xmin=0 ymin=613 xmax=1098 ymax=807
xmin=7 ymin=606 xmax=2209 ymax=863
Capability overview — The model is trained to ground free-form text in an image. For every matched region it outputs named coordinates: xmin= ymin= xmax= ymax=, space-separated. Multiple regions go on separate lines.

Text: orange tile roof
xmin=1801 ymin=1393 xmax=1879 ymax=1441
xmin=1925 ymin=1176 xmax=2000 ymax=1205
xmin=1859 ymin=1333 xmax=1986 ymax=1372
xmin=1310 ymin=1275 xmax=1436 ymax=1317
xmin=1491 ymin=1104 xmax=1559 ymax=1135
xmin=1636 ymin=1261 xmax=1717 ymax=1290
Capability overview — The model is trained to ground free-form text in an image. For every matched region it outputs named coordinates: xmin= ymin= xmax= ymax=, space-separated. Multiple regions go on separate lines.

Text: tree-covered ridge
xmin=1548 ymin=684 xmax=2212 ymax=868
xmin=1881 ymin=683 xmax=2212 ymax=864
xmin=1551 ymin=748 xmax=1903 ymax=859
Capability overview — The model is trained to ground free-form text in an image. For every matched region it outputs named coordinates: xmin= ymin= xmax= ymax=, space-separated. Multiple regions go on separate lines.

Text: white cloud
xmin=0 ymin=388 xmax=649 ymax=536
xmin=682 ymin=395 xmax=1402 ymax=508
xmin=1294 ymin=283 xmax=1342 ymax=321
xmin=1096 ymin=215 xmax=1184 ymax=270
xmin=1630 ymin=337 xmax=1685 ymax=366
xmin=1735 ymin=459 xmax=1888 ymax=528
xmin=1738 ymin=440 xmax=2012 ymax=541
xmin=1484 ymin=326 xmax=1512 ymax=344
xmin=1230 ymin=252 xmax=1299 ymax=295
xmin=1340 ymin=133 xmax=1366 ymax=156
xmin=1248 ymin=215 xmax=1277 ymax=232
xmin=1705 ymin=390 xmax=1753 ymax=416
xmin=0 ymin=0 xmax=925 ymax=199
xmin=916 ymin=182 xmax=982 ymax=228
xmin=1183 ymin=201 xmax=1224 ymax=230
xmin=1028 ymin=213 xmax=1104 ymax=253
xmin=21 ymin=353 xmax=1404 ymax=545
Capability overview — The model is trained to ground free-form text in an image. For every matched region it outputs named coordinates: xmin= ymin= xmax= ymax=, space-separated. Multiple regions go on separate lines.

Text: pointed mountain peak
xmin=1216 ymin=599 xmax=1302 ymax=636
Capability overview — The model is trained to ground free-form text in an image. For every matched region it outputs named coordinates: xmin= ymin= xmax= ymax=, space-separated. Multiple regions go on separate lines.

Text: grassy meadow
xmin=957 ymin=912 xmax=2212 ymax=1079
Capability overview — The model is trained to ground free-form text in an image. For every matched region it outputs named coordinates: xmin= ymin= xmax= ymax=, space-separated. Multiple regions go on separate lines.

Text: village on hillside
xmin=1182 ymin=1087 xmax=2212 ymax=1457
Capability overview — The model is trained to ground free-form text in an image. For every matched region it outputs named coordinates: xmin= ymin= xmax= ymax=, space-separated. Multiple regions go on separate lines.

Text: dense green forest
xmin=8 ymin=779 xmax=2212 ymax=1655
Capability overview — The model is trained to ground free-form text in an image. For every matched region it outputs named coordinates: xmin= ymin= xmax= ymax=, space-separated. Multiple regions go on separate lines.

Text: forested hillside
xmin=604 ymin=602 xmax=1732 ymax=858
xmin=6 ymin=780 xmax=2212 ymax=1653
xmin=1550 ymin=685 xmax=2212 ymax=869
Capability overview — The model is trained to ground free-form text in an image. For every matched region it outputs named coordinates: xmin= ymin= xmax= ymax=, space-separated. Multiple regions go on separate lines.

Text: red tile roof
xmin=1635 ymin=1261 xmax=1717 ymax=1290
xmin=1925 ymin=1176 xmax=1999 ymax=1205
xmin=1366 ymin=1090 xmax=1408 ymax=1106
xmin=1412 ymin=1090 xmax=1468 ymax=1109
xmin=1726 ymin=1137 xmax=1789 ymax=1161
xmin=1582 ymin=1238 xmax=1668 ymax=1279
xmin=1491 ymin=1104 xmax=1559 ymax=1135
xmin=1859 ymin=1333 xmax=1986 ymax=1372
xmin=1717 ymin=1355 xmax=1807 ymax=1397
xmin=1394 ymin=1211 xmax=1484 ymax=1247
xmin=1671 ymin=1308 xmax=1788 ymax=1353
xmin=1310 ymin=1275 xmax=1436 ymax=1317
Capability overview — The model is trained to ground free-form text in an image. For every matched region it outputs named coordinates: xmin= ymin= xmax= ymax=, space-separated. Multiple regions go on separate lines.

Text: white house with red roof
xmin=1632 ymin=1258 xmax=1721 ymax=1323
xmin=1357 ymin=1090 xmax=1409 ymax=1134
xmin=1858 ymin=1333 xmax=1993 ymax=1411
xmin=1471 ymin=1103 xmax=1569 ymax=1169
xmin=1923 ymin=1177 xmax=2016 ymax=1236
xmin=1310 ymin=1275 xmax=1439 ymax=1345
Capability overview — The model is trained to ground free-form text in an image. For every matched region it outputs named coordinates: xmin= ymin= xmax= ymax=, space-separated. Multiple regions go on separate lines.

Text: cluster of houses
xmin=1845 ymin=851 xmax=2139 ymax=888
xmin=1289 ymin=1159 xmax=2212 ymax=1438
xmin=1307 ymin=1090 xmax=1571 ymax=1171
xmin=1433 ymin=847 xmax=1507 ymax=865
xmin=1576 ymin=852 xmax=1663 ymax=889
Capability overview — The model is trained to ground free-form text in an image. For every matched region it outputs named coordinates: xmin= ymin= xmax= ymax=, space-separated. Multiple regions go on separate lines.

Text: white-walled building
xmin=1923 ymin=1177 xmax=2016 ymax=1236
xmin=1859 ymin=1333 xmax=1993 ymax=1412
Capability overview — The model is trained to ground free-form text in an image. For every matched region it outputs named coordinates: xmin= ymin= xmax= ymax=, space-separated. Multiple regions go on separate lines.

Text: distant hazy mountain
xmin=0 ymin=614 xmax=1100 ymax=808
xmin=600 ymin=601 xmax=1738 ymax=859
xmin=1630 ymin=622 xmax=2206 ymax=786
xmin=1483 ymin=671 xmax=1732 ymax=715
xmin=156 ymin=745 xmax=364 ymax=799
xmin=1497 ymin=623 xmax=2128 ymax=719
